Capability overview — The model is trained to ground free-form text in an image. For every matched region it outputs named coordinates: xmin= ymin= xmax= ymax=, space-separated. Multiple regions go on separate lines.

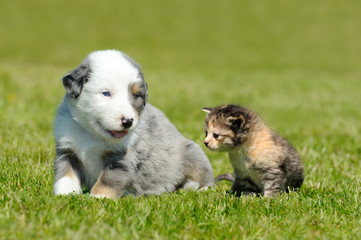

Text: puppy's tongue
xmin=111 ymin=131 xmax=128 ymax=138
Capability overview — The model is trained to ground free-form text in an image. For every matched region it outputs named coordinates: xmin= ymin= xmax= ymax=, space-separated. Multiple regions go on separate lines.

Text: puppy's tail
xmin=214 ymin=173 xmax=235 ymax=185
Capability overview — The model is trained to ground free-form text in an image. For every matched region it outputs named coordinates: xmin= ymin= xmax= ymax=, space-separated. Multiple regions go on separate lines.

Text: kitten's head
xmin=202 ymin=105 xmax=254 ymax=152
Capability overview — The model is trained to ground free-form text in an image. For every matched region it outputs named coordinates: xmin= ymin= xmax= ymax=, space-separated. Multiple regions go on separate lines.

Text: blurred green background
xmin=1 ymin=0 xmax=360 ymax=153
xmin=1 ymin=0 xmax=360 ymax=125
xmin=1 ymin=0 xmax=361 ymax=238
xmin=1 ymin=0 xmax=361 ymax=71
xmin=1 ymin=0 xmax=360 ymax=74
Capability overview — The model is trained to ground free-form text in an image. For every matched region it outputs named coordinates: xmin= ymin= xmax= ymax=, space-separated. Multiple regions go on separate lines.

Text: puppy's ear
xmin=62 ymin=61 xmax=90 ymax=99
xmin=143 ymin=79 xmax=148 ymax=105
xmin=226 ymin=115 xmax=245 ymax=128
xmin=141 ymin=77 xmax=148 ymax=106
xmin=202 ymin=108 xmax=213 ymax=114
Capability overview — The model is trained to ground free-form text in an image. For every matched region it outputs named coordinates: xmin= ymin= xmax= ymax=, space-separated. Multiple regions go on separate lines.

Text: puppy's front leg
xmin=90 ymin=167 xmax=130 ymax=199
xmin=53 ymin=149 xmax=82 ymax=195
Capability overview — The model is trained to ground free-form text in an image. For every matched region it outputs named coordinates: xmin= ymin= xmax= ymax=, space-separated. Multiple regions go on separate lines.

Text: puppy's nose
xmin=204 ymin=141 xmax=209 ymax=147
xmin=121 ymin=118 xmax=134 ymax=129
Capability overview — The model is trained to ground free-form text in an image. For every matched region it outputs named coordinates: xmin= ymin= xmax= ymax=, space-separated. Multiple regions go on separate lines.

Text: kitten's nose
xmin=121 ymin=118 xmax=134 ymax=129
xmin=204 ymin=141 xmax=209 ymax=147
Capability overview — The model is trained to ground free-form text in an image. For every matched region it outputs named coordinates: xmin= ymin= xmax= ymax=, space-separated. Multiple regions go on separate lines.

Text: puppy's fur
xmin=53 ymin=50 xmax=214 ymax=198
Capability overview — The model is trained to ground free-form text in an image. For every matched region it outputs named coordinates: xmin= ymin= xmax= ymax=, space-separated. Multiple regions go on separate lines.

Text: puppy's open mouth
xmin=109 ymin=130 xmax=128 ymax=139
xmin=97 ymin=121 xmax=128 ymax=139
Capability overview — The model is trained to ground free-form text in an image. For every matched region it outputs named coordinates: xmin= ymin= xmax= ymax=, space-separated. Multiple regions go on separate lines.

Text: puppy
xmin=53 ymin=50 xmax=214 ymax=198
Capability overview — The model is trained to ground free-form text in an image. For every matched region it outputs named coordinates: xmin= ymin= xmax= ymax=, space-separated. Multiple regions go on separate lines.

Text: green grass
xmin=1 ymin=0 xmax=361 ymax=239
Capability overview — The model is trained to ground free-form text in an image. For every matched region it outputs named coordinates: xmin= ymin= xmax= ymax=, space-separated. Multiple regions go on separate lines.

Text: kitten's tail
xmin=214 ymin=173 xmax=235 ymax=185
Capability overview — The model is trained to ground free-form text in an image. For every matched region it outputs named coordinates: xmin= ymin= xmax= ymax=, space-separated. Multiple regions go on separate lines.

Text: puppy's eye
xmin=213 ymin=133 xmax=220 ymax=139
xmin=102 ymin=91 xmax=111 ymax=97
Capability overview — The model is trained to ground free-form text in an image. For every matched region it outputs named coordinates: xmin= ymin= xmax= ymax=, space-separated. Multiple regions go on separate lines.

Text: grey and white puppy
xmin=53 ymin=50 xmax=214 ymax=199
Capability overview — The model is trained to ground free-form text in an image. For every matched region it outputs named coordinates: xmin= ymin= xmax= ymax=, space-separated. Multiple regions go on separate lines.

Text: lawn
xmin=1 ymin=0 xmax=361 ymax=239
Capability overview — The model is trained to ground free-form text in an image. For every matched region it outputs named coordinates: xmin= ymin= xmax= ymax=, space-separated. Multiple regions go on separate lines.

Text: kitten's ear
xmin=226 ymin=115 xmax=245 ymax=127
xmin=202 ymin=107 xmax=213 ymax=114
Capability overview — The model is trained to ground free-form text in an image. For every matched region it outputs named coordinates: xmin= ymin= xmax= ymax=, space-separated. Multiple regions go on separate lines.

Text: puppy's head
xmin=62 ymin=50 xmax=148 ymax=142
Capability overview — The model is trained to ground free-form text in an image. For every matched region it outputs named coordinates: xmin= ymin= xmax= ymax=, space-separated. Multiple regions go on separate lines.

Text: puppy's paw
xmin=89 ymin=193 xmax=112 ymax=199
xmin=54 ymin=176 xmax=82 ymax=195
xmin=90 ymin=185 xmax=118 ymax=199
xmin=198 ymin=186 xmax=212 ymax=191
xmin=182 ymin=180 xmax=200 ymax=191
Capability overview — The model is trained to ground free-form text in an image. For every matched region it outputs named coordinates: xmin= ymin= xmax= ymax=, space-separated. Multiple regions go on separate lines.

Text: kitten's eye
xmin=205 ymin=131 xmax=208 ymax=137
xmin=213 ymin=133 xmax=220 ymax=139
xmin=102 ymin=91 xmax=111 ymax=97
xmin=133 ymin=92 xmax=140 ymax=99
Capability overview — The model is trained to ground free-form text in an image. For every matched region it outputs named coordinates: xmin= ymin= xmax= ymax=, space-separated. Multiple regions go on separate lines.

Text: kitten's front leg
xmin=231 ymin=176 xmax=261 ymax=197
xmin=262 ymin=170 xmax=284 ymax=197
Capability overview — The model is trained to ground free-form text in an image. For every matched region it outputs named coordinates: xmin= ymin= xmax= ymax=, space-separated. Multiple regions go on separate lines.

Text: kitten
xmin=202 ymin=104 xmax=304 ymax=197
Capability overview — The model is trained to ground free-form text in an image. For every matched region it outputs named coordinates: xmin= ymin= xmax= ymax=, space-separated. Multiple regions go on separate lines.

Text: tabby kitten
xmin=202 ymin=104 xmax=304 ymax=197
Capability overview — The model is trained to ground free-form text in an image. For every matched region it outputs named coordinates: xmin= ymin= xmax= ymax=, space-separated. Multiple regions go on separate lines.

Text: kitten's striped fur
xmin=203 ymin=105 xmax=304 ymax=197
